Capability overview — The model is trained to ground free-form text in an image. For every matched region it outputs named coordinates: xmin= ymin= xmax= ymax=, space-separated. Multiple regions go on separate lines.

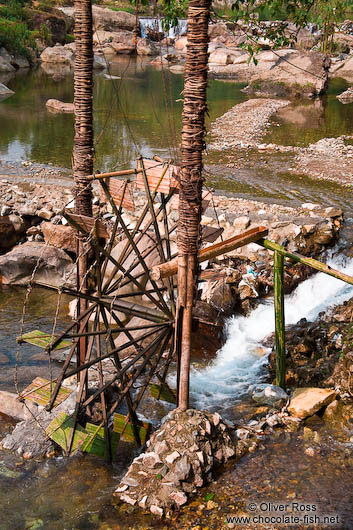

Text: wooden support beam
xmin=151 ymin=226 xmax=268 ymax=280
xmin=259 ymin=239 xmax=353 ymax=286
xmin=274 ymin=250 xmax=286 ymax=389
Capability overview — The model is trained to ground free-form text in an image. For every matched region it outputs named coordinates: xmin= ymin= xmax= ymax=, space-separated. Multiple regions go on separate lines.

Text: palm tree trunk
xmin=73 ymin=0 xmax=94 ymax=388
xmin=177 ymin=0 xmax=211 ymax=411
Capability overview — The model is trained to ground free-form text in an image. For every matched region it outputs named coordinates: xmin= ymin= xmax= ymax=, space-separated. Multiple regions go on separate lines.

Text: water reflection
xmin=0 ymin=58 xmax=248 ymax=170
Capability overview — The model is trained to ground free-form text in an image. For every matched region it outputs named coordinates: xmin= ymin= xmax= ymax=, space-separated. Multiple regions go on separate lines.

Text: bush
xmin=0 ymin=18 xmax=36 ymax=60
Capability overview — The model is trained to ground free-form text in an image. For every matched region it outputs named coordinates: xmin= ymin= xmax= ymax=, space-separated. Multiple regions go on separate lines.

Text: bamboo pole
xmin=73 ymin=0 xmax=94 ymax=396
xmin=152 ymin=227 xmax=268 ymax=281
xmin=259 ymin=239 xmax=353 ymax=286
xmin=177 ymin=0 xmax=212 ymax=411
xmin=274 ymin=250 xmax=286 ymax=389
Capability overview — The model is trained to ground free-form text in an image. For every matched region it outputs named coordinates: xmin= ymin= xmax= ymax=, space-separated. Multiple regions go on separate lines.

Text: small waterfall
xmin=189 ymin=253 xmax=353 ymax=410
xmin=139 ymin=17 xmax=187 ymax=39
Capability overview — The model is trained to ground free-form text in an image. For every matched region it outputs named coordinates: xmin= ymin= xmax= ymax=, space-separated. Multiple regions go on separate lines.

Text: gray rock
xmin=2 ymin=390 xmax=77 ymax=458
xmin=0 ymin=82 xmax=14 ymax=101
xmin=251 ymin=383 xmax=288 ymax=407
xmin=0 ymin=241 xmax=76 ymax=288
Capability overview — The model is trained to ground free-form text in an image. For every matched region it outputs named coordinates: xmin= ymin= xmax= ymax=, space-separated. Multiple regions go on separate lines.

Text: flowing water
xmin=139 ymin=17 xmax=187 ymax=39
xmin=190 ymin=252 xmax=353 ymax=413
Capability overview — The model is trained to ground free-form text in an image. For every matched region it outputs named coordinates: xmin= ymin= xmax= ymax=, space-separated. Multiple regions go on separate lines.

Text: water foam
xmin=190 ymin=254 xmax=353 ymax=409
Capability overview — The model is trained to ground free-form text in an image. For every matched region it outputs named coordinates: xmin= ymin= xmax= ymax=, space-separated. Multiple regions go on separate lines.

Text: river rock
xmin=209 ymin=50 xmax=329 ymax=98
xmin=251 ymin=384 xmax=288 ymax=408
xmin=114 ymin=408 xmax=235 ymax=517
xmin=209 ymin=47 xmax=235 ymax=65
xmin=337 ymin=86 xmax=353 ymax=104
xmin=40 ymin=44 xmax=74 ymax=65
xmin=45 ymin=99 xmax=75 ymax=113
xmin=92 ymin=6 xmax=136 ymax=32
xmin=2 ymin=389 xmax=77 ymax=458
xmin=0 ymin=56 xmax=15 ymax=73
xmin=41 ymin=222 xmax=76 ymax=253
xmin=0 ymin=241 xmax=76 ymax=288
xmin=136 ymin=38 xmax=158 ymax=56
xmin=0 ymin=215 xmax=28 ymax=251
xmin=332 ymin=55 xmax=353 ymax=81
xmin=288 ymin=388 xmax=337 ymax=419
xmin=175 ymin=36 xmax=187 ymax=54
xmin=0 ymin=390 xmax=39 ymax=421
xmin=0 ymin=82 xmax=14 ymax=101
xmin=322 ymin=400 xmax=353 ymax=441
xmin=11 ymin=55 xmax=30 ymax=69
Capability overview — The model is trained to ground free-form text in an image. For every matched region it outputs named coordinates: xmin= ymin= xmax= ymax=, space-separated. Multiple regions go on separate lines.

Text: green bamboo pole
xmin=274 ymin=250 xmax=286 ymax=389
xmin=259 ymin=239 xmax=353 ymax=287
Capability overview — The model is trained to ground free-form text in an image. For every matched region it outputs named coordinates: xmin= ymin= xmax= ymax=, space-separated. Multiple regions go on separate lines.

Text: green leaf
xmin=204 ymin=492 xmax=215 ymax=501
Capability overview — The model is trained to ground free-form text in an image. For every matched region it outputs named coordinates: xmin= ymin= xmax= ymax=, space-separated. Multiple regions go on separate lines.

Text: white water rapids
xmin=189 ymin=253 xmax=353 ymax=410
xmin=139 ymin=17 xmax=187 ymax=39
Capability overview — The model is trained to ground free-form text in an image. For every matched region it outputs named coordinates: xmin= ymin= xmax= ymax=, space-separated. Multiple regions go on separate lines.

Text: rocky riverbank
xmin=208 ymin=95 xmax=353 ymax=187
xmin=0 ymin=173 xmax=343 ymax=315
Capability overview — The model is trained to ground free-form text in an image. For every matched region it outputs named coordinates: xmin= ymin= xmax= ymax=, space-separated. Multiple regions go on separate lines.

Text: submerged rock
xmin=251 ymin=384 xmax=288 ymax=408
xmin=45 ymin=99 xmax=74 ymax=113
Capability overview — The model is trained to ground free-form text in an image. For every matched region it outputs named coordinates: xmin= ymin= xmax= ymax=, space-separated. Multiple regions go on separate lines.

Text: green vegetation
xmin=0 ymin=0 xmax=35 ymax=59
xmin=230 ymin=0 xmax=353 ymax=56
xmin=0 ymin=0 xmax=37 ymax=59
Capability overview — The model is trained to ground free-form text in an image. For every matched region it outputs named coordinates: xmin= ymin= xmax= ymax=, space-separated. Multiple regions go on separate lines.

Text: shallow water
xmin=0 ymin=59 xmax=248 ymax=170
xmin=264 ymin=77 xmax=353 ymax=147
xmin=0 ymin=285 xmax=71 ymax=392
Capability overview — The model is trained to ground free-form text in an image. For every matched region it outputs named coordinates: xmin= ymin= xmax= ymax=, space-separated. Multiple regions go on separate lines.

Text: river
xmin=1 ymin=59 xmax=353 ymax=529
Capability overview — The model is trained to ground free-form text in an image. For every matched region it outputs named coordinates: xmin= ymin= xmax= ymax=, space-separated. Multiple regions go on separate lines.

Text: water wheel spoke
xmin=46 ymin=306 xmax=98 ymax=411
xmin=65 ymin=312 xmax=99 ymax=455
xmin=129 ymin=329 xmax=173 ymax=412
xmin=105 ymin=203 xmax=173 ymax=319
xmin=101 ymin=184 xmax=175 ymax=295
xmin=62 ymin=321 xmax=169 ymax=383
xmin=81 ymin=327 xmax=169 ymax=410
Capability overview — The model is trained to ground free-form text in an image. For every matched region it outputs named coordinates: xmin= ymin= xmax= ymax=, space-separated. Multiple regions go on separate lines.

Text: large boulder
xmin=0 ymin=56 xmax=15 ymax=73
xmin=0 ymin=241 xmax=76 ymax=288
xmin=92 ymin=6 xmax=136 ymax=32
xmin=209 ymin=47 xmax=235 ymax=65
xmin=333 ymin=55 xmax=353 ymax=81
xmin=209 ymin=50 xmax=330 ymax=98
xmin=40 ymin=44 xmax=74 ymax=65
xmin=136 ymin=38 xmax=158 ymax=56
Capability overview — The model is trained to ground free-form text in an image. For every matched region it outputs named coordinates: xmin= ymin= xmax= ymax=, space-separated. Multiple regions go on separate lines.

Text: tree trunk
xmin=73 ymin=0 xmax=94 ymax=389
xmin=177 ymin=0 xmax=211 ymax=411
